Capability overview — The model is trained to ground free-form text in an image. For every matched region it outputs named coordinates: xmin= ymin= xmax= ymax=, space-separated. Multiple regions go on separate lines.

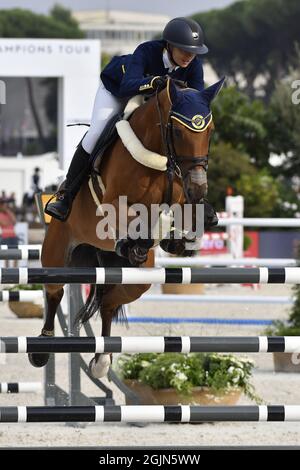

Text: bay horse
xmin=29 ymin=76 xmax=225 ymax=378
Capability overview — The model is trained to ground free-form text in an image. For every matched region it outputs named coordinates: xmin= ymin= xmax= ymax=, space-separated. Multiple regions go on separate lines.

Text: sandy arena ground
xmin=0 ymin=282 xmax=299 ymax=447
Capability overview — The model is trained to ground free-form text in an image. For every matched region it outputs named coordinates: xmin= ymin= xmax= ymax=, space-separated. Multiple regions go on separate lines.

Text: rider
xmin=45 ymin=17 xmax=208 ymax=221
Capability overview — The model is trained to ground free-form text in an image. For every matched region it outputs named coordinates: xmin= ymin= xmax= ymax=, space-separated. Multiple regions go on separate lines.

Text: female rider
xmin=45 ymin=17 xmax=208 ymax=221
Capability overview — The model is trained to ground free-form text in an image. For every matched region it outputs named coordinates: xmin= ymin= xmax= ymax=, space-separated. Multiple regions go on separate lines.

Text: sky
xmin=0 ymin=0 xmax=237 ymax=16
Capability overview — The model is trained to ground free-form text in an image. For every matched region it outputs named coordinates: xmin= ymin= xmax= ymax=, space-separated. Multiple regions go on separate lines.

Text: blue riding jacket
xmin=101 ymin=39 xmax=204 ymax=98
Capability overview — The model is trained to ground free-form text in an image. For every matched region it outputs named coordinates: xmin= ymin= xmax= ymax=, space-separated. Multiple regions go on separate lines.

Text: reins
xmin=154 ymin=83 xmax=210 ymax=205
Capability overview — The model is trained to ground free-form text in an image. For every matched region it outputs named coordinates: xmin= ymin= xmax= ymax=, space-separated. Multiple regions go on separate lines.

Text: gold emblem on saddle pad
xmin=191 ymin=114 xmax=205 ymax=130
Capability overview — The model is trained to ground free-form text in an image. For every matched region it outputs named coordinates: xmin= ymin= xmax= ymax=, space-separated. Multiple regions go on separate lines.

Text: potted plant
xmin=116 ymin=352 xmax=260 ymax=405
xmin=8 ymin=284 xmax=44 ymax=318
xmin=264 ymin=245 xmax=300 ymax=372
xmin=265 ymin=282 xmax=300 ymax=372
xmin=161 ymin=281 xmax=205 ymax=295
xmin=160 ymin=260 xmax=205 ymax=295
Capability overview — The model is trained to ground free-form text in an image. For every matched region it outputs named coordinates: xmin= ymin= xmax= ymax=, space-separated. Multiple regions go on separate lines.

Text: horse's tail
xmin=69 ymin=244 xmax=126 ymax=326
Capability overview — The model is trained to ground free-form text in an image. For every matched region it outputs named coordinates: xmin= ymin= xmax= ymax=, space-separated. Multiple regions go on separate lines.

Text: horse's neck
xmin=129 ymin=97 xmax=165 ymax=156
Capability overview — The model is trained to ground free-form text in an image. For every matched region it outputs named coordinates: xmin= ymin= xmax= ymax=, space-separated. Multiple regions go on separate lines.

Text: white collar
xmin=163 ymin=48 xmax=179 ymax=72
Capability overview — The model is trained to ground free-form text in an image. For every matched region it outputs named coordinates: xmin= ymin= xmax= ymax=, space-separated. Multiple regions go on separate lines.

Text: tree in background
xmin=102 ymin=52 xmax=112 ymax=69
xmin=236 ymin=170 xmax=281 ymax=218
xmin=207 ymin=141 xmax=255 ymax=211
xmin=211 ymin=86 xmax=269 ymax=168
xmin=265 ymin=55 xmax=300 ymax=177
xmin=50 ymin=4 xmax=81 ymax=30
xmin=208 ymin=141 xmax=300 ymax=218
xmin=194 ymin=0 xmax=300 ymax=100
xmin=0 ymin=6 xmax=83 ymax=38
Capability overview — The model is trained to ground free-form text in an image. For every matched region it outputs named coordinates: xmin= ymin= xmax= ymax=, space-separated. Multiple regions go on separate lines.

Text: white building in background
xmin=0 ymin=38 xmax=100 ymax=191
xmin=72 ymin=9 xmax=218 ymax=84
xmin=72 ymin=10 xmax=170 ymax=55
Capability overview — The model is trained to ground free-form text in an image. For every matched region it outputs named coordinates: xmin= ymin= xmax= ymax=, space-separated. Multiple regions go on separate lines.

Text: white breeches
xmin=82 ymin=82 xmax=128 ymax=154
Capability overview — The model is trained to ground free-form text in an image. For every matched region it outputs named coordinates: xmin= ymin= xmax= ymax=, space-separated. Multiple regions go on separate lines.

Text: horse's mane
xmin=170 ymin=78 xmax=187 ymax=89
xmin=142 ymin=78 xmax=187 ymax=105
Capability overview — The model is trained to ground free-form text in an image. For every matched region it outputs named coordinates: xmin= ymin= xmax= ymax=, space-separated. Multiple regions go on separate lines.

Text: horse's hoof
xmin=128 ymin=246 xmax=148 ymax=266
xmin=28 ymin=352 xmax=50 ymax=368
xmin=28 ymin=332 xmax=53 ymax=367
xmin=89 ymin=354 xmax=110 ymax=378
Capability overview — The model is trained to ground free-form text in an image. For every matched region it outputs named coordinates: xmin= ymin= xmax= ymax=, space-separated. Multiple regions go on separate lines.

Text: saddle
xmin=91 ymin=113 xmax=121 ymax=175
xmin=91 ymin=95 xmax=144 ymax=175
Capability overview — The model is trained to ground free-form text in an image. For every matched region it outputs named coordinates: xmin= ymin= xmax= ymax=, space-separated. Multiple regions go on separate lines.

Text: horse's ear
xmin=167 ymin=79 xmax=181 ymax=105
xmin=200 ymin=76 xmax=226 ymax=105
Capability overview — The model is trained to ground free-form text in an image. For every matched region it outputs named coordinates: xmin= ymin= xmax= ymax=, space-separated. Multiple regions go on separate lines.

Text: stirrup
xmin=44 ymin=190 xmax=61 ymax=208
xmin=44 ymin=189 xmax=72 ymax=221
xmin=44 ymin=189 xmax=69 ymax=210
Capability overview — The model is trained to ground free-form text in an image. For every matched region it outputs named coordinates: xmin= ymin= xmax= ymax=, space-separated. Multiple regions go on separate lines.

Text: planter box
xmin=273 ymin=352 xmax=300 ymax=373
xmin=124 ymin=379 xmax=241 ymax=405
xmin=9 ymin=301 xmax=43 ymax=319
xmin=161 ymin=284 xmax=204 ymax=295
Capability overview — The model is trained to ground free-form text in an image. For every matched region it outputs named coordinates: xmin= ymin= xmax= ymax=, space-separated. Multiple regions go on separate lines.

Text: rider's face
xmin=170 ymin=46 xmax=196 ymax=68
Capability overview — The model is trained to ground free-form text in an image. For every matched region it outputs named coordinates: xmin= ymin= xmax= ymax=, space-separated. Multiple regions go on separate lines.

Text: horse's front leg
xmin=105 ymin=197 xmax=155 ymax=266
xmin=116 ymin=236 xmax=154 ymax=266
xmin=28 ymin=285 xmax=64 ymax=367
xmin=28 ymin=218 xmax=71 ymax=368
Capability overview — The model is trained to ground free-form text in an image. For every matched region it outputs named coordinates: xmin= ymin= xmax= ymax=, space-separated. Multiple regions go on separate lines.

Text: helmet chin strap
xmin=167 ymin=43 xmax=181 ymax=68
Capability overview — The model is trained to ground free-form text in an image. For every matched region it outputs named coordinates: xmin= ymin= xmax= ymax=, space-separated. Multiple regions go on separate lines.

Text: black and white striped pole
xmin=0 ymin=405 xmax=300 ymax=423
xmin=0 ymin=267 xmax=300 ymax=284
xmin=0 ymin=382 xmax=42 ymax=394
xmin=0 ymin=336 xmax=300 ymax=354
xmin=0 ymin=249 xmax=41 ymax=261
xmin=0 ymin=291 xmax=43 ymax=302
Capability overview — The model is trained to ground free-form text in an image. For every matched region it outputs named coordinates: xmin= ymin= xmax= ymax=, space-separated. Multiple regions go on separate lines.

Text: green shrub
xmin=9 ymin=284 xmax=43 ymax=291
xmin=116 ymin=352 xmax=260 ymax=402
xmin=266 ymin=246 xmax=300 ymax=336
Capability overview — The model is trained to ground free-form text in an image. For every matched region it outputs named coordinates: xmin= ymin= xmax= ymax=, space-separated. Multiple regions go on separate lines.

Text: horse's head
xmin=157 ymin=77 xmax=225 ymax=204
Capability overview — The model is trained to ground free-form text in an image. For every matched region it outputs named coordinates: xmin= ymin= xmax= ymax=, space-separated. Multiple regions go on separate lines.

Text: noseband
xmin=155 ymin=86 xmax=210 ymax=205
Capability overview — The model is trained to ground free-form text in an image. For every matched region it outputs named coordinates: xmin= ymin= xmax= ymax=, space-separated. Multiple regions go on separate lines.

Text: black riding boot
xmin=45 ymin=143 xmax=90 ymax=221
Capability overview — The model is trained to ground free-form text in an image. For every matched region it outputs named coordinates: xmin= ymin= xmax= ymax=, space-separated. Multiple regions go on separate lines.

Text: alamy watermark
xmin=0 ymin=80 xmax=6 ymax=104
xmin=95 ymin=196 xmax=205 ymax=249
xmin=291 ymin=80 xmax=300 ymax=104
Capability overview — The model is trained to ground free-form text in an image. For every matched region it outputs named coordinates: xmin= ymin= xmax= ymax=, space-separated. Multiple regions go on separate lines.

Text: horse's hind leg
xmin=89 ymin=303 xmax=117 ymax=378
xmin=28 ymin=220 xmax=71 ymax=368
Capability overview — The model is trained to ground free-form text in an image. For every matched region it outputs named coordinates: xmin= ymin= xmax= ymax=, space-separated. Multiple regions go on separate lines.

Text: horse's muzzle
xmin=184 ymin=168 xmax=208 ymax=203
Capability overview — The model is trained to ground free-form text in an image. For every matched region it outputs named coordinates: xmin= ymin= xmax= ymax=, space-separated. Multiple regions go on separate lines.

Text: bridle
xmin=155 ymin=82 xmax=211 ymax=205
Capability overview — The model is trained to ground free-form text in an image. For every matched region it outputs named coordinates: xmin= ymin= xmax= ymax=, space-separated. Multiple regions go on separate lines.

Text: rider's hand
xmin=151 ymin=76 xmax=168 ymax=91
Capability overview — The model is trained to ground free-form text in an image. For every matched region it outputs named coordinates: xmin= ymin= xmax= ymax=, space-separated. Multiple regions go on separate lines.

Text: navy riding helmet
xmin=163 ymin=17 xmax=208 ymax=55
